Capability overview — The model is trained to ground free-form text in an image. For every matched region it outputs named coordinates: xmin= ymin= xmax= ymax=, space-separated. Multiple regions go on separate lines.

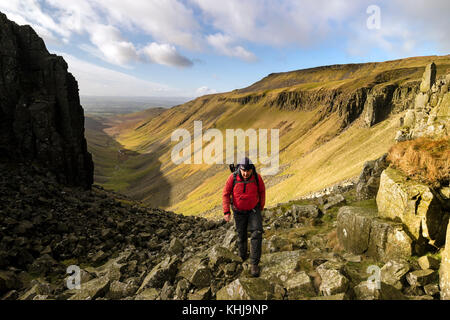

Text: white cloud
xmin=207 ymin=33 xmax=256 ymax=62
xmin=94 ymin=0 xmax=202 ymax=50
xmin=191 ymin=0 xmax=360 ymax=47
xmin=141 ymin=43 xmax=193 ymax=68
xmin=0 ymin=4 xmax=62 ymax=45
xmin=347 ymin=0 xmax=450 ymax=57
xmin=3 ymin=0 xmax=450 ymax=69
xmin=193 ymin=0 xmax=450 ymax=56
xmin=1 ymin=0 xmax=197 ymax=68
xmin=386 ymin=0 xmax=450 ymax=52
xmin=44 ymin=0 xmax=98 ymax=34
xmin=56 ymin=52 xmax=174 ymax=96
xmin=195 ymin=86 xmax=217 ymax=96
xmin=89 ymin=24 xmax=139 ymax=66
xmin=1 ymin=0 xmax=70 ymax=37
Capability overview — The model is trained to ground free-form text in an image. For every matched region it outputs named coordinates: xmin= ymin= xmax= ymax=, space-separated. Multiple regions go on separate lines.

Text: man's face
xmin=240 ymin=168 xmax=252 ymax=180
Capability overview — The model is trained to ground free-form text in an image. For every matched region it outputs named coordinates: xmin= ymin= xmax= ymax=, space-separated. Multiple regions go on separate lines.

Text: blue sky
xmin=1 ymin=0 xmax=449 ymax=98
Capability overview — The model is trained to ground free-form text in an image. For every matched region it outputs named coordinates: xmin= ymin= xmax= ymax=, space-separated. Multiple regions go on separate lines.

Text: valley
xmin=85 ymin=55 xmax=450 ymax=218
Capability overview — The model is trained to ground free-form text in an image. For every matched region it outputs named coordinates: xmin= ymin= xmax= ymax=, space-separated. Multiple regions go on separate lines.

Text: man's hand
xmin=224 ymin=212 xmax=231 ymax=222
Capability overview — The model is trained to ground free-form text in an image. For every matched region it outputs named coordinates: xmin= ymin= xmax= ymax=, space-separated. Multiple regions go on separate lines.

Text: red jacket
xmin=222 ymin=172 xmax=265 ymax=213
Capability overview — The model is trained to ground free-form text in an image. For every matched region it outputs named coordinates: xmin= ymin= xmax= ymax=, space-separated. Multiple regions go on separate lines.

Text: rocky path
xmin=0 ymin=160 xmax=446 ymax=300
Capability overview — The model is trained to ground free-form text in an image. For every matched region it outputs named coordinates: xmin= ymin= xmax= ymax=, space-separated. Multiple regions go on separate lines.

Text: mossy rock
xmin=377 ymin=167 xmax=449 ymax=247
xmin=216 ymin=277 xmax=274 ymax=300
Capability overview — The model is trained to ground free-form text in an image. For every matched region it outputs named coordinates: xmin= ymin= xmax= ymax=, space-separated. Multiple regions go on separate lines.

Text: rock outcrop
xmin=377 ymin=167 xmax=449 ymax=249
xmin=0 ymin=12 xmax=93 ymax=188
xmin=337 ymin=206 xmax=412 ymax=262
xmin=396 ymin=62 xmax=449 ymax=141
xmin=355 ymin=153 xmax=389 ymax=200
xmin=420 ymin=62 xmax=437 ymax=93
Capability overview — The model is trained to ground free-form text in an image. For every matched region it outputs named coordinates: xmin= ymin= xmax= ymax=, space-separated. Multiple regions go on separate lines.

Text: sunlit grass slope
xmin=85 ymin=55 xmax=450 ymax=218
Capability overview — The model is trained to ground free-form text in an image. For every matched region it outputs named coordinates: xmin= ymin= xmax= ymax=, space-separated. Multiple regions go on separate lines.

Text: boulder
xmin=18 ymin=279 xmax=53 ymax=300
xmin=160 ymin=281 xmax=174 ymax=300
xmin=67 ymin=276 xmax=110 ymax=300
xmin=28 ymin=254 xmax=61 ymax=275
xmin=310 ymin=293 xmax=347 ymax=300
xmin=259 ymin=250 xmax=303 ymax=285
xmin=137 ymin=255 xmax=180 ymax=292
xmin=424 ymin=283 xmax=440 ymax=297
xmin=337 ymin=206 xmax=373 ymax=254
xmin=265 ymin=235 xmax=292 ymax=253
xmin=85 ymin=253 xmax=128 ymax=282
xmin=90 ymin=250 xmax=108 ymax=264
xmin=168 ymin=238 xmax=184 ymax=255
xmin=316 ymin=262 xmax=349 ymax=296
xmin=323 ymin=194 xmax=346 ymax=211
xmin=207 ymin=246 xmax=242 ymax=269
xmin=406 ymin=269 xmax=438 ymax=287
xmin=418 ymin=256 xmax=440 ymax=270
xmin=377 ymin=167 xmax=449 ymax=247
xmin=353 ymin=281 xmax=406 ymax=300
xmin=380 ymin=260 xmax=410 ymax=290
xmin=290 ymin=204 xmax=322 ymax=219
xmin=177 ymin=256 xmax=212 ymax=289
xmin=222 ymin=229 xmax=237 ymax=251
xmin=216 ymin=277 xmax=274 ymax=300
xmin=368 ymin=218 xmax=412 ymax=262
xmin=174 ymin=279 xmax=190 ymax=299
xmin=187 ymin=287 xmax=211 ymax=300
xmin=134 ymin=288 xmax=159 ymax=300
xmin=440 ymin=220 xmax=450 ymax=300
xmin=285 ymin=271 xmax=316 ymax=299
xmin=108 ymin=279 xmax=138 ymax=299
xmin=342 ymin=253 xmax=362 ymax=263
xmin=337 ymin=206 xmax=412 ymax=262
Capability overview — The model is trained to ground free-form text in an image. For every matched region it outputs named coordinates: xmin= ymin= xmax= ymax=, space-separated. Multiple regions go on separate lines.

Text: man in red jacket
xmin=223 ymin=157 xmax=266 ymax=277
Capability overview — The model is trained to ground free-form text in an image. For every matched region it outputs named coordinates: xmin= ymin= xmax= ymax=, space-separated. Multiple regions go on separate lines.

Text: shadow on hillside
xmin=85 ymin=115 xmax=172 ymax=208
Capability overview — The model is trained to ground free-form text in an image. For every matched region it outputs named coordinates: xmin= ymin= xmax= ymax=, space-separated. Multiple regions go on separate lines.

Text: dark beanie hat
xmin=238 ymin=157 xmax=253 ymax=170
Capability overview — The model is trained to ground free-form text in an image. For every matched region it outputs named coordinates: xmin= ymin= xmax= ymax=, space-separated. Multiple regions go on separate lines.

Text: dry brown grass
xmin=387 ymin=137 xmax=450 ymax=187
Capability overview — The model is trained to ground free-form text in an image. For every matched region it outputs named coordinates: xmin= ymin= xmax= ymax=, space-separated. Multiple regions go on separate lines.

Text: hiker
xmin=222 ymin=157 xmax=266 ymax=277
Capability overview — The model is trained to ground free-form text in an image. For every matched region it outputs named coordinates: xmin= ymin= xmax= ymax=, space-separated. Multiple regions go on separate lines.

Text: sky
xmin=1 ymin=0 xmax=449 ymax=98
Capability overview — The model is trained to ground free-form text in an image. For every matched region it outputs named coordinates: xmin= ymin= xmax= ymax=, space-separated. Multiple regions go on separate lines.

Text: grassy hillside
xmin=85 ymin=55 xmax=450 ymax=218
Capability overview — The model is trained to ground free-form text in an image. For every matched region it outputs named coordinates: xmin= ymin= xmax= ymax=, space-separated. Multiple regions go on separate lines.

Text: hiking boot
xmin=240 ymin=254 xmax=248 ymax=262
xmin=251 ymin=264 xmax=260 ymax=277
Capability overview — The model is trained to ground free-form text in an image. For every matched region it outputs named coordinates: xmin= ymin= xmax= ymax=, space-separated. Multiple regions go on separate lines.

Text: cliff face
xmin=0 ymin=13 xmax=93 ymax=189
xmin=223 ymin=80 xmax=419 ymax=129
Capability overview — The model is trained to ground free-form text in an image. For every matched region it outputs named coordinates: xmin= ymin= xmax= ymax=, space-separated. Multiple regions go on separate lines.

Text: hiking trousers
xmin=233 ymin=207 xmax=263 ymax=266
